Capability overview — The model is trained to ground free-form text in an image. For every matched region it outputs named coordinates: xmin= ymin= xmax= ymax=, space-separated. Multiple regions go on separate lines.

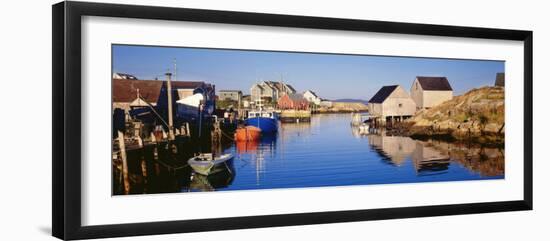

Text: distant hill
xmin=332 ymin=99 xmax=369 ymax=104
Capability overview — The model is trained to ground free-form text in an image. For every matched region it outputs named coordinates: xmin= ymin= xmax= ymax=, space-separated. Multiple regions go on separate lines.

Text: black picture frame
xmin=52 ymin=1 xmax=533 ymax=240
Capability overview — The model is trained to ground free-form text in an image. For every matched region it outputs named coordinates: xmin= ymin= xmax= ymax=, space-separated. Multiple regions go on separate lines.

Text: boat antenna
xmin=173 ymin=58 xmax=177 ymax=81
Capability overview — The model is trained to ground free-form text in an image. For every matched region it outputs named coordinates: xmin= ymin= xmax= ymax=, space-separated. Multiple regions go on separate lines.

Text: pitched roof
xmin=287 ymin=93 xmax=306 ymax=101
xmin=114 ymin=73 xmax=138 ymax=80
xmin=368 ymin=85 xmax=399 ymax=103
xmin=170 ymin=81 xmax=206 ymax=89
xmin=112 ymin=78 xmax=205 ymax=103
xmin=416 ymin=76 xmax=453 ymax=91
xmin=251 ymin=84 xmax=264 ymax=90
xmin=264 ymin=81 xmax=295 ymax=93
xmin=305 ymin=90 xmax=318 ymax=97
xmin=219 ymin=90 xmax=242 ymax=93
xmin=284 ymin=83 xmax=296 ymax=93
xmin=495 ymin=73 xmax=505 ymax=87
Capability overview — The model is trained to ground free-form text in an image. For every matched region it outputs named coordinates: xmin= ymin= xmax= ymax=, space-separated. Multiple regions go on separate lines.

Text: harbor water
xmin=113 ymin=113 xmax=504 ymax=195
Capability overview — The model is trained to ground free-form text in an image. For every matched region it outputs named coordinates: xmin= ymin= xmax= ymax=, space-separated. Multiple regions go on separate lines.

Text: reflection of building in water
xmin=425 ymin=141 xmax=504 ymax=177
xmin=411 ymin=142 xmax=450 ymax=175
xmin=367 ymin=133 xmax=504 ymax=177
xmin=368 ymin=135 xmax=416 ymax=166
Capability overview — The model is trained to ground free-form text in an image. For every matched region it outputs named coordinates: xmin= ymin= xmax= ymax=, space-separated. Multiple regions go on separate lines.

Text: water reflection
xmin=114 ymin=113 xmax=504 ymax=195
xmin=188 ymin=164 xmax=235 ymax=191
xmin=235 ymin=134 xmax=277 ymax=185
xmin=368 ymin=134 xmax=417 ymax=166
xmin=367 ymin=133 xmax=504 ymax=177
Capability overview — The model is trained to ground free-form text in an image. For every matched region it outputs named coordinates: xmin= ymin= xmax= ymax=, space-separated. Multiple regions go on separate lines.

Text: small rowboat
xmin=234 ymin=126 xmax=261 ymax=141
xmin=188 ymin=153 xmax=234 ymax=176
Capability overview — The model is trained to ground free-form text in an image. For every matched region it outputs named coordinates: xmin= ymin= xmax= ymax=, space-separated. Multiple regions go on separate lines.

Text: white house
xmin=303 ymin=90 xmax=322 ymax=105
xmin=368 ymin=85 xmax=416 ymax=122
xmin=410 ymin=76 xmax=453 ymax=109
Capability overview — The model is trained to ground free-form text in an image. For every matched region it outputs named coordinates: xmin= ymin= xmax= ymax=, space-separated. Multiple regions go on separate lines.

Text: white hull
xmin=188 ymin=153 xmax=233 ymax=175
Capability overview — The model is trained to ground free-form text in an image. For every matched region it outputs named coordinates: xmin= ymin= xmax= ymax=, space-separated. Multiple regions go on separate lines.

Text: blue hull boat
xmin=245 ymin=117 xmax=278 ymax=133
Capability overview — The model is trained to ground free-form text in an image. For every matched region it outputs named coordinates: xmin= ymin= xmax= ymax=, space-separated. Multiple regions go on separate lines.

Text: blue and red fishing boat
xmin=245 ymin=110 xmax=279 ymax=133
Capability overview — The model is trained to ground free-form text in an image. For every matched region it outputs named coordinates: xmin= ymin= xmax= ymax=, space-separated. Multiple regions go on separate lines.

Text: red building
xmin=277 ymin=93 xmax=309 ymax=110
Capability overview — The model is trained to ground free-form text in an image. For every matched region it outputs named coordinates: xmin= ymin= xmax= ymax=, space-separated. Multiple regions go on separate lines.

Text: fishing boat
xmin=245 ymin=110 xmax=279 ymax=133
xmin=234 ymin=126 xmax=262 ymax=141
xmin=188 ymin=153 xmax=234 ymax=175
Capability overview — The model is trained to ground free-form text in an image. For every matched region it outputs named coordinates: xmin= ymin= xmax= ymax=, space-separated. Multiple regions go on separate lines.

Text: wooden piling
xmin=117 ymin=131 xmax=130 ymax=194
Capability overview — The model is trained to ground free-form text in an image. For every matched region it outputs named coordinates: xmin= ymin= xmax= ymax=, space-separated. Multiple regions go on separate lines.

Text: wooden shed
xmin=410 ymin=76 xmax=453 ymax=109
xmin=368 ymin=85 xmax=416 ymax=124
xmin=277 ymin=93 xmax=309 ymax=110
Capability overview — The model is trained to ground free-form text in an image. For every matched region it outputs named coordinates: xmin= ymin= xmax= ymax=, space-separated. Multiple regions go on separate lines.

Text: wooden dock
xmin=280 ymin=110 xmax=311 ymax=123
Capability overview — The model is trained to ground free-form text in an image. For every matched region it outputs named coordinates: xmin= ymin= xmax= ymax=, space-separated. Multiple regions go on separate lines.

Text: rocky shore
xmin=405 ymin=86 xmax=504 ymax=145
xmin=317 ymin=101 xmax=368 ymax=113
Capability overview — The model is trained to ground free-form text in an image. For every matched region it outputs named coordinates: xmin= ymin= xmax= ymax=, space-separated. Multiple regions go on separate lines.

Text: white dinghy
xmin=188 ymin=153 xmax=234 ymax=176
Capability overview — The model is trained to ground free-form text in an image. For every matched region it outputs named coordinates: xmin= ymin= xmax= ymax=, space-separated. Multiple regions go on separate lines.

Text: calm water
xmin=113 ymin=113 xmax=504 ymax=195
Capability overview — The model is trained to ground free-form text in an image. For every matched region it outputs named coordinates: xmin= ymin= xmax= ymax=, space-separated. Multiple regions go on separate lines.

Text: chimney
xmin=165 ymin=72 xmax=174 ymax=140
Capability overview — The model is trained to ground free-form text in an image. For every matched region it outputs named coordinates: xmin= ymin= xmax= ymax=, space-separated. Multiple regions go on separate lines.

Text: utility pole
xmin=165 ymin=72 xmax=175 ymax=140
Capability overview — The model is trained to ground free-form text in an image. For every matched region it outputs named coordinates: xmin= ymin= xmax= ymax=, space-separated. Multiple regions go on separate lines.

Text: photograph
xmin=111 ymin=44 xmax=505 ymax=195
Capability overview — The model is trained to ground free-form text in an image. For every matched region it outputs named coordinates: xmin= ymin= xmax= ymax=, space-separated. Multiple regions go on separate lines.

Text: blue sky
xmin=113 ymin=45 xmax=504 ymax=100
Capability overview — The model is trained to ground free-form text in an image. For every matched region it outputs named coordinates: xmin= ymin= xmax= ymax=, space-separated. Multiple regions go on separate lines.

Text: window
xmin=398 ymin=103 xmax=403 ymax=108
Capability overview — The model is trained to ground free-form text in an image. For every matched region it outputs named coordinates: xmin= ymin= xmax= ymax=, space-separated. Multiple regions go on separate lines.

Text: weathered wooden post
xmin=137 ymin=136 xmax=143 ymax=148
xmin=140 ymin=157 xmax=147 ymax=183
xmin=117 ymin=131 xmax=130 ymax=194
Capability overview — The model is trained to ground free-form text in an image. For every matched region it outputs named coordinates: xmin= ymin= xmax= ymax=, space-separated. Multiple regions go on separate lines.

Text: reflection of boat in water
xmin=236 ymin=140 xmax=259 ymax=154
xmin=187 ymin=153 xmax=234 ymax=175
xmin=188 ymin=167 xmax=235 ymax=191
xmin=235 ymin=134 xmax=276 ymax=154
xmin=351 ymin=124 xmax=370 ymax=137
xmin=350 ymin=113 xmax=373 ymax=137
xmin=234 ymin=134 xmax=277 ymax=185
xmin=245 ymin=110 xmax=279 ymax=133
xmin=234 ymin=126 xmax=261 ymax=141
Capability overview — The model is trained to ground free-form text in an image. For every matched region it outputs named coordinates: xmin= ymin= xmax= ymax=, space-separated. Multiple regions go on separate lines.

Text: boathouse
xmin=367 ymin=85 xmax=416 ymax=124
xmin=278 ymin=93 xmax=309 ymax=110
xmin=410 ymin=76 xmax=453 ymax=109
